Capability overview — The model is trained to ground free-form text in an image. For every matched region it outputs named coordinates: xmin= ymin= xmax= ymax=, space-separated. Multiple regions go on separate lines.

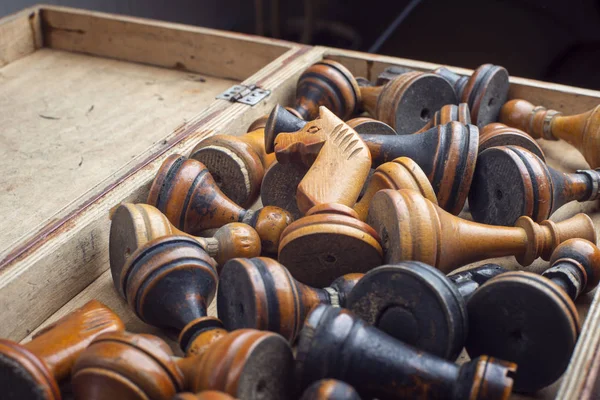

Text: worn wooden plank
xmin=40 ymin=6 xmax=294 ymax=81
xmin=0 ymin=6 xmax=42 ymax=67
xmin=0 ymin=44 xmax=321 ymax=342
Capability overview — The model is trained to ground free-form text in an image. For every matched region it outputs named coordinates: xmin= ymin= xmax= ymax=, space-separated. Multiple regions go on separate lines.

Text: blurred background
xmin=3 ymin=0 xmax=600 ymax=89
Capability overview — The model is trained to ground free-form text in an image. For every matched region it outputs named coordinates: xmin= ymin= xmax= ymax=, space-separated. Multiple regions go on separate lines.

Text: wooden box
xmin=1 ymin=5 xmax=599 ymax=399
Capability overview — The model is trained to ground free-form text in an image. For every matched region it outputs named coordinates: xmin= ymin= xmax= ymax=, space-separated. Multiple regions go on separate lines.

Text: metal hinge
xmin=216 ymin=84 xmax=271 ymax=106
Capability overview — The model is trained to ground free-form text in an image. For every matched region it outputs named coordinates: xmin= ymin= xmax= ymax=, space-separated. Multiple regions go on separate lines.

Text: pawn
xmin=367 ymin=189 xmax=597 ymax=273
xmin=469 ymin=146 xmax=600 ymax=226
xmin=500 ymin=99 xmax=600 ymax=168
xmin=479 ymin=123 xmax=546 ymax=160
xmin=264 ymin=106 xmax=478 ymax=215
xmin=278 ymin=204 xmax=382 ymax=287
xmin=217 ymin=257 xmax=363 ymax=341
xmin=433 ymin=64 xmax=510 ymax=127
xmin=147 ymin=154 xmax=292 ymax=254
xmin=300 ymin=380 xmax=361 ymax=400
xmin=414 ymin=103 xmax=471 ymax=133
xmin=295 ymin=305 xmax=517 ymax=400
xmin=346 ymin=261 xmax=468 ymax=360
xmin=466 ymin=238 xmax=600 ymax=392
xmin=114 ymin=236 xmax=295 ymax=399
xmin=360 ymin=71 xmax=458 ymax=134
xmin=352 ymin=157 xmax=437 ymax=221
xmin=273 ymin=106 xmax=372 ymax=215
xmin=0 ymin=300 xmax=124 ymax=400
xmin=109 ymin=203 xmax=261 ymax=280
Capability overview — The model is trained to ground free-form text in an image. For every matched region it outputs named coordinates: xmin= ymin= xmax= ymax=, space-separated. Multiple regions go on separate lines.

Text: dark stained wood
xmin=217 ymin=256 xmax=363 ymax=341
xmin=295 ymin=305 xmax=516 ymax=400
xmin=273 ymin=107 xmax=372 ymax=215
xmin=278 ymin=204 xmax=382 ymax=287
xmin=260 ymin=161 xmax=308 ymax=220
xmin=500 ymin=99 xmax=600 ymax=168
xmin=109 ymin=203 xmax=261 ymax=279
xmin=469 ymin=146 xmax=600 ymax=225
xmin=147 ymin=154 xmax=293 ymax=254
xmin=300 ymin=380 xmax=361 ymax=400
xmin=367 ymin=189 xmax=597 ymax=273
xmin=479 ymin=123 xmax=546 ymax=160
xmin=415 ymin=103 xmax=471 ymax=133
xmin=0 ymin=300 xmax=124 ymax=400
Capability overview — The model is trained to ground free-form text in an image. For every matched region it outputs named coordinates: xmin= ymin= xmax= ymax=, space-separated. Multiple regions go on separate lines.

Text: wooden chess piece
xmin=300 ymin=380 xmax=361 ymax=400
xmin=469 ymin=146 xmax=600 ymax=226
xmin=247 ymin=107 xmax=303 ymax=133
xmin=173 ymin=392 xmax=236 ymax=400
xmin=360 ymin=71 xmax=458 ymax=134
xmin=217 ymin=257 xmax=363 ymax=342
xmin=273 ymin=106 xmax=372 ymax=215
xmin=295 ymin=305 xmax=516 ymax=400
xmin=294 ymin=59 xmax=361 ymax=121
xmin=264 ymin=105 xmax=478 ymax=215
xmin=479 ymin=123 xmax=545 ymax=160
xmin=367 ymin=189 xmax=597 ymax=273
xmin=448 ymin=263 xmax=508 ymax=303
xmin=346 ymin=261 xmax=468 ymax=360
xmin=0 ymin=300 xmax=124 ymax=400
xmin=278 ymin=204 xmax=382 ymax=287
xmin=114 ymin=235 xmax=295 ymax=399
xmin=466 ymin=238 xmax=600 ymax=392
xmin=346 ymin=117 xmax=398 ymax=135
xmin=500 ymin=99 xmax=600 ymax=168
xmin=352 ymin=157 xmax=437 ymax=221
xmin=260 ymin=161 xmax=308 ymax=220
xmin=414 ymin=103 xmax=471 ymax=133
xmin=109 ymin=203 xmax=261 ymax=280
xmin=148 ymin=154 xmax=292 ymax=254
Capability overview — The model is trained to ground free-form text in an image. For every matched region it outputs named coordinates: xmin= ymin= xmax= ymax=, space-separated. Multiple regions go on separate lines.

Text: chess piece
xmin=500 ymin=99 xmax=600 ymax=168
xmin=247 ymin=107 xmax=303 ymax=133
xmin=346 ymin=117 xmax=398 ymax=135
xmin=360 ymin=71 xmax=458 ymax=134
xmin=217 ymin=257 xmax=363 ymax=341
xmin=352 ymin=157 xmax=437 ymax=221
xmin=173 ymin=392 xmax=236 ymax=400
xmin=469 ymin=146 xmax=600 ymax=226
xmin=367 ymin=189 xmax=597 ymax=273
xmin=278 ymin=204 xmax=382 ymax=287
xmin=265 ymin=105 xmax=478 ymax=215
xmin=0 ymin=300 xmax=124 ymax=400
xmin=300 ymin=380 xmax=361 ymax=400
xmin=295 ymin=305 xmax=516 ymax=400
xmin=415 ymin=103 xmax=471 ymax=133
xmin=113 ymin=235 xmax=294 ymax=399
xmin=260 ymin=161 xmax=308 ymax=220
xmin=346 ymin=261 xmax=469 ymax=360
xmin=478 ymin=123 xmax=545 ymax=160
xmin=448 ymin=263 xmax=508 ymax=303
xmin=273 ymin=106 xmax=372 ymax=215
xmin=109 ymin=203 xmax=261 ymax=279
xmin=466 ymin=238 xmax=600 ymax=392
xmin=294 ymin=59 xmax=361 ymax=121
xmin=148 ymin=154 xmax=292 ymax=254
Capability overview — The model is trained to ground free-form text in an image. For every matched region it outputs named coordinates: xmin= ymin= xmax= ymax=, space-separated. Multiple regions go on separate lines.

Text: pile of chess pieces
xmin=5 ymin=59 xmax=600 ymax=400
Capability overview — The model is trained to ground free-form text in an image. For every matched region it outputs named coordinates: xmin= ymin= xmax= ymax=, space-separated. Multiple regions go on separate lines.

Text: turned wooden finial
xmin=148 ymin=154 xmax=293 ymax=254
xmin=0 ymin=300 xmax=124 ymax=400
xmin=294 ymin=59 xmax=361 ymax=121
xmin=189 ymin=128 xmax=275 ymax=208
xmin=500 ymin=99 xmax=600 ymax=168
xmin=110 ymin=203 xmax=261 ymax=279
xmin=72 ymin=331 xmax=184 ymax=400
xmin=217 ymin=257 xmax=363 ymax=342
xmin=278 ymin=203 xmax=382 ymax=287
xmin=347 ymin=261 xmax=467 ymax=360
xmin=479 ymin=123 xmax=546 ymax=160
xmin=469 ymin=146 xmax=600 ymax=225
xmin=360 ymin=71 xmax=458 ymax=134
xmin=353 ymin=157 xmax=437 ymax=221
xmin=415 ymin=103 xmax=471 ymax=133
xmin=361 ymin=121 xmax=479 ymax=214
xmin=300 ymin=380 xmax=361 ymax=400
xmin=296 ymin=305 xmax=516 ymax=400
xmin=367 ymin=189 xmax=597 ymax=273
xmin=274 ymin=106 xmax=372 ymax=215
